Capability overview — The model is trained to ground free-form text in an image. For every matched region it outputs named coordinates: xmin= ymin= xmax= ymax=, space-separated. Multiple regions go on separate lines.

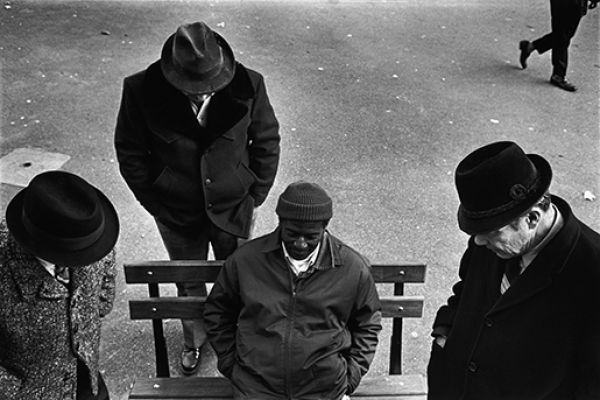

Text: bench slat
xmin=129 ymin=375 xmax=427 ymax=399
xmin=129 ymin=295 xmax=424 ymax=320
xmin=125 ymin=263 xmax=425 ymax=284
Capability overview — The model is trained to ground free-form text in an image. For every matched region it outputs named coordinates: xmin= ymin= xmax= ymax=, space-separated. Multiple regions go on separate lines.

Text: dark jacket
xmin=427 ymin=196 xmax=600 ymax=400
xmin=204 ymin=230 xmax=382 ymax=400
xmin=114 ymin=61 xmax=280 ymax=238
xmin=0 ymin=221 xmax=116 ymax=400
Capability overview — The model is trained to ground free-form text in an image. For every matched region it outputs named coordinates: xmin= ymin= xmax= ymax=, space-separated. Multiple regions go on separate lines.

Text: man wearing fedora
xmin=204 ymin=181 xmax=382 ymax=400
xmin=0 ymin=171 xmax=120 ymax=399
xmin=114 ymin=21 xmax=280 ymax=374
xmin=427 ymin=141 xmax=600 ymax=399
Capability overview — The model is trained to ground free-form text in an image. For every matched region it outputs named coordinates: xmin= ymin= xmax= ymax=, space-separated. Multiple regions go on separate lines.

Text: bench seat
xmin=129 ymin=375 xmax=427 ymax=400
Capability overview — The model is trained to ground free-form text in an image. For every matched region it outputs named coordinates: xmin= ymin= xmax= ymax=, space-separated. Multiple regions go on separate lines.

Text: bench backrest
xmin=125 ymin=261 xmax=426 ymax=378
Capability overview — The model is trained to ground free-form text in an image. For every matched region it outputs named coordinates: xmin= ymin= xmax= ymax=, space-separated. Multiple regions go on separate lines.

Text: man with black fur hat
xmin=114 ymin=21 xmax=280 ymax=374
xmin=0 ymin=171 xmax=120 ymax=399
xmin=427 ymin=141 xmax=600 ymax=399
xmin=204 ymin=181 xmax=382 ymax=400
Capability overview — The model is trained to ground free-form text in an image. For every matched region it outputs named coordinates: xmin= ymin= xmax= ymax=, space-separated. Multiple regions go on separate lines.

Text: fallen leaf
xmin=583 ymin=191 xmax=596 ymax=201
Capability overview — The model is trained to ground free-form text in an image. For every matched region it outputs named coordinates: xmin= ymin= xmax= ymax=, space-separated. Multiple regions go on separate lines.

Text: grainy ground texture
xmin=1 ymin=0 xmax=598 ymax=398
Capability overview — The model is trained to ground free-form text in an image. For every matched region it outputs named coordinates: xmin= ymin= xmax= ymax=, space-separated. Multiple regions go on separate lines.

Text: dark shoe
xmin=181 ymin=347 xmax=201 ymax=375
xmin=519 ymin=40 xmax=532 ymax=69
xmin=550 ymin=75 xmax=577 ymax=92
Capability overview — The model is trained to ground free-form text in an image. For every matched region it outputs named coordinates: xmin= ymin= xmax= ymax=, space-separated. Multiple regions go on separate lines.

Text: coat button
xmin=485 ymin=318 xmax=493 ymax=327
xmin=468 ymin=362 xmax=477 ymax=372
xmin=205 ymin=178 xmax=211 ymax=185
xmin=207 ymin=203 xmax=213 ymax=209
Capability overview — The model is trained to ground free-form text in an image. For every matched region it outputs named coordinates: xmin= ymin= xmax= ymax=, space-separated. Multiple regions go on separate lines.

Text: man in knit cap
xmin=205 ymin=181 xmax=382 ymax=400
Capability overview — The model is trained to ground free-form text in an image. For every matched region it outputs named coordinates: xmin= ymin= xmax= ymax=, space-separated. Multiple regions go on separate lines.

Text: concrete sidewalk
xmin=1 ymin=1 xmax=598 ymax=398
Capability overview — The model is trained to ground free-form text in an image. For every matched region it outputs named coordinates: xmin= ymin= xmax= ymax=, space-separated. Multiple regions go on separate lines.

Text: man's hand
xmin=342 ymin=395 xmax=351 ymax=400
xmin=435 ymin=336 xmax=447 ymax=349
xmin=590 ymin=0 xmax=598 ymax=9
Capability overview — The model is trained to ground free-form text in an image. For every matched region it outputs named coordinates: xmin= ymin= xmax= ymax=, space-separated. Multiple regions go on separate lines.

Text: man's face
xmin=473 ymin=215 xmax=535 ymax=259
xmin=280 ymin=219 xmax=326 ymax=260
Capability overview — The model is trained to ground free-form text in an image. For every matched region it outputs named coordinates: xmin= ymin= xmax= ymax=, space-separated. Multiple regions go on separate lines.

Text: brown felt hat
xmin=6 ymin=170 xmax=119 ymax=265
xmin=161 ymin=21 xmax=236 ymax=94
xmin=455 ymin=141 xmax=552 ymax=235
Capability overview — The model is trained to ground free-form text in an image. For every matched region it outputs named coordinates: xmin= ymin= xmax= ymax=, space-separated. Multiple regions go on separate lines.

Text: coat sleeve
xmin=204 ymin=258 xmax=242 ymax=379
xmin=98 ymin=248 xmax=117 ymax=318
xmin=0 ymin=365 xmax=21 ymax=399
xmin=114 ymin=78 xmax=161 ymax=216
xmin=345 ymin=266 xmax=383 ymax=394
xmin=246 ymin=74 xmax=280 ymax=207
xmin=431 ymin=238 xmax=474 ymax=337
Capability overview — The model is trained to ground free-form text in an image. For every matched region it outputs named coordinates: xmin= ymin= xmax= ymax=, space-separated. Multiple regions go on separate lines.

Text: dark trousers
xmin=532 ymin=0 xmax=583 ymax=77
xmin=77 ymin=359 xmax=109 ymax=400
xmin=156 ymin=219 xmax=238 ymax=348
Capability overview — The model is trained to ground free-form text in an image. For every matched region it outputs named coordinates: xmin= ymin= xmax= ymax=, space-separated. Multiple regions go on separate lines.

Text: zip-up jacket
xmin=204 ymin=229 xmax=382 ymax=400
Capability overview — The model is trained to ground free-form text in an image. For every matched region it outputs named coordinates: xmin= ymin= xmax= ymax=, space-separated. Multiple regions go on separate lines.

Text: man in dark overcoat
xmin=114 ymin=21 xmax=280 ymax=373
xmin=0 ymin=171 xmax=120 ymax=399
xmin=427 ymin=141 xmax=600 ymax=399
xmin=519 ymin=0 xmax=598 ymax=92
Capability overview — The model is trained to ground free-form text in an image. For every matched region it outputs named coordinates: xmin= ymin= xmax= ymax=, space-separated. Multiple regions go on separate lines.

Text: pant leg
xmin=76 ymin=360 xmax=110 ymax=400
xmin=549 ymin=0 xmax=583 ymax=77
xmin=155 ymin=220 xmax=210 ymax=348
xmin=208 ymin=223 xmax=240 ymax=260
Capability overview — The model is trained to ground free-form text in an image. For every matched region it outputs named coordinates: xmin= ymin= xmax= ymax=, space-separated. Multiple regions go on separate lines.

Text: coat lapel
xmin=488 ymin=198 xmax=580 ymax=316
xmin=7 ymin=240 xmax=69 ymax=301
xmin=141 ymin=61 xmax=255 ymax=144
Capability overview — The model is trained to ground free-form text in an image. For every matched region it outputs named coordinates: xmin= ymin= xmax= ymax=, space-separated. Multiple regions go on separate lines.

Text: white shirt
xmin=282 ymin=242 xmax=321 ymax=276
xmin=190 ymin=95 xmax=212 ymax=127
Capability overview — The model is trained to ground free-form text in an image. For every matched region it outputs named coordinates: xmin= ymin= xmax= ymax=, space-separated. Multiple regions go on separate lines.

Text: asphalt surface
xmin=1 ymin=1 xmax=599 ymax=398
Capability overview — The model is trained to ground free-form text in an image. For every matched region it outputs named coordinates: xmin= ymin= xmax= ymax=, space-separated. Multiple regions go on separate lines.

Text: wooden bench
xmin=125 ymin=261 xmax=427 ymax=399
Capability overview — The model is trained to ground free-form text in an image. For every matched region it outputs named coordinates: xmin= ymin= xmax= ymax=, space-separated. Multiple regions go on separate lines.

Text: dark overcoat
xmin=115 ymin=61 xmax=280 ymax=238
xmin=0 ymin=222 xmax=116 ymax=399
xmin=428 ymin=196 xmax=600 ymax=400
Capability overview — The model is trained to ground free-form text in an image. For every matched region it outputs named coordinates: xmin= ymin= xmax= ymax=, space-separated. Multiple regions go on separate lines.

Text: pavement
xmin=1 ymin=0 xmax=599 ymax=398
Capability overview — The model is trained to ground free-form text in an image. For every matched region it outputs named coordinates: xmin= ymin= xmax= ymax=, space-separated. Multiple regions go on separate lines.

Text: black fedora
xmin=6 ymin=170 xmax=119 ymax=265
xmin=160 ymin=21 xmax=236 ymax=94
xmin=455 ymin=141 xmax=552 ymax=235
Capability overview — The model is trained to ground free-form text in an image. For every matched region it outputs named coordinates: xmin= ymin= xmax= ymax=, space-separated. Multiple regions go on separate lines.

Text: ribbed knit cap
xmin=276 ymin=181 xmax=333 ymax=221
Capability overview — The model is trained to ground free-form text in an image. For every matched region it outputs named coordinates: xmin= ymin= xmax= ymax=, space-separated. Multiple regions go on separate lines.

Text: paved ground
xmin=1 ymin=0 xmax=599 ymax=398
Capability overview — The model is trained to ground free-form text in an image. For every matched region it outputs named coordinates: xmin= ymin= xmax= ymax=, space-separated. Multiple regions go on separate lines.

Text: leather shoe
xmin=519 ymin=40 xmax=532 ymax=69
xmin=550 ymin=75 xmax=577 ymax=92
xmin=181 ymin=347 xmax=201 ymax=375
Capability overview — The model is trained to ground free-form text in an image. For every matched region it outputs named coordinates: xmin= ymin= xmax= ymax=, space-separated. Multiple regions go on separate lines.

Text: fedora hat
xmin=455 ymin=141 xmax=552 ymax=235
xmin=6 ymin=170 xmax=119 ymax=266
xmin=160 ymin=21 xmax=236 ymax=94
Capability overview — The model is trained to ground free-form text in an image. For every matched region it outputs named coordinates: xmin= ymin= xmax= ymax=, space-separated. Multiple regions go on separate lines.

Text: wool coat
xmin=114 ymin=61 xmax=280 ymax=238
xmin=0 ymin=221 xmax=116 ymax=400
xmin=204 ymin=230 xmax=382 ymax=400
xmin=427 ymin=196 xmax=600 ymax=400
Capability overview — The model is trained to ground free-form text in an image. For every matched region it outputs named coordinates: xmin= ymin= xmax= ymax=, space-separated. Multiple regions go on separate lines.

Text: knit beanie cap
xmin=276 ymin=181 xmax=333 ymax=221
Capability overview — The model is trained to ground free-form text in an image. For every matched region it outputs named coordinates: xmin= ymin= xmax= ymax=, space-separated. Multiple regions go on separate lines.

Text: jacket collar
xmin=7 ymin=236 xmax=70 ymax=300
xmin=488 ymin=196 xmax=580 ymax=315
xmin=142 ymin=61 xmax=255 ymax=143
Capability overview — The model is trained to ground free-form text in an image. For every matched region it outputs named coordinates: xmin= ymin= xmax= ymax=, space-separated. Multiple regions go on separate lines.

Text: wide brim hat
xmin=6 ymin=170 xmax=119 ymax=266
xmin=456 ymin=141 xmax=552 ymax=235
xmin=161 ymin=21 xmax=236 ymax=94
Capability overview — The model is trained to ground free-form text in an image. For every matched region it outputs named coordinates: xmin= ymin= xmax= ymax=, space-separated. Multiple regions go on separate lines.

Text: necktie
xmin=505 ymin=257 xmax=522 ymax=285
xmin=55 ymin=265 xmax=70 ymax=286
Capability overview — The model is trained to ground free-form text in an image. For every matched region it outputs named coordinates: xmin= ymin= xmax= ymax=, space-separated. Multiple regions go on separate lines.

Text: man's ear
xmin=526 ymin=209 xmax=542 ymax=229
